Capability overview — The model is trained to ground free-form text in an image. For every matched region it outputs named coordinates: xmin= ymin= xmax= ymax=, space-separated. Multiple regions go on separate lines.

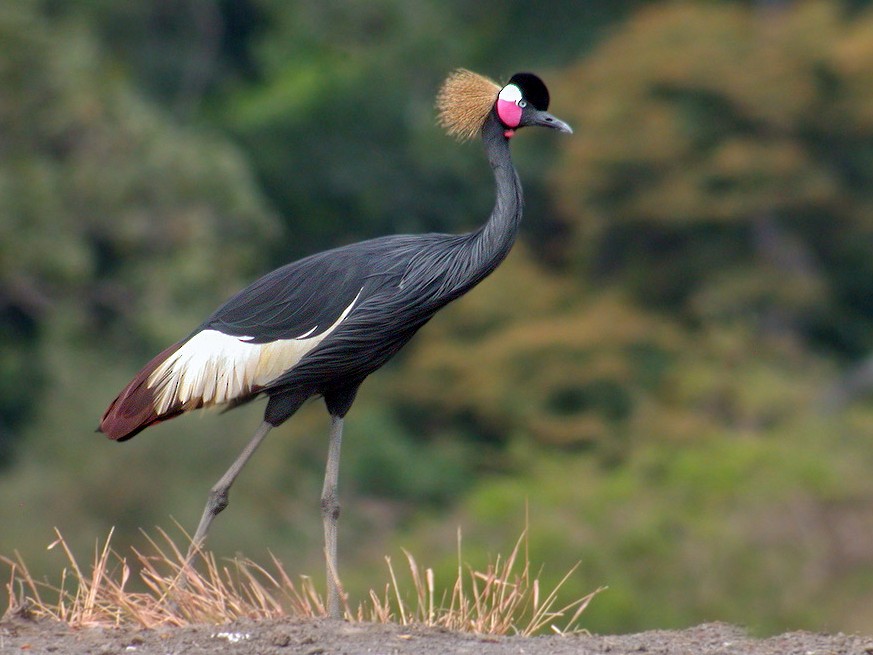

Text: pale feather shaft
xmin=148 ymin=291 xmax=361 ymax=414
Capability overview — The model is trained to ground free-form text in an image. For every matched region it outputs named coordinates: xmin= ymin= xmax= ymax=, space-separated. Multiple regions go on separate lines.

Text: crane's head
xmin=437 ymin=69 xmax=572 ymax=141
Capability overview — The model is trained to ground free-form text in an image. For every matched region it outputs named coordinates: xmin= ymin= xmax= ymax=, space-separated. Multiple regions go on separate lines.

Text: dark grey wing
xmin=260 ymin=233 xmax=476 ymax=390
xmin=201 ymin=241 xmax=395 ymax=343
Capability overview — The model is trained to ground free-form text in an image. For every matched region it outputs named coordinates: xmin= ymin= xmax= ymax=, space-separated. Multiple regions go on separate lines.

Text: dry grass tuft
xmin=2 ymin=527 xmax=324 ymax=628
xmin=359 ymin=528 xmax=603 ymax=636
xmin=2 ymin=526 xmax=601 ymax=635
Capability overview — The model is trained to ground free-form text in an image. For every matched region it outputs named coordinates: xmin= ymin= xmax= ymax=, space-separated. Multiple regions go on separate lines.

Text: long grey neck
xmin=461 ymin=112 xmax=523 ymax=288
xmin=409 ymin=112 xmax=522 ymax=307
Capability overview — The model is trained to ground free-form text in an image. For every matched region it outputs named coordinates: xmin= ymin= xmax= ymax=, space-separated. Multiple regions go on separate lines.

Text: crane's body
xmin=99 ymin=69 xmax=571 ymax=618
xmin=101 ymin=158 xmax=518 ymax=441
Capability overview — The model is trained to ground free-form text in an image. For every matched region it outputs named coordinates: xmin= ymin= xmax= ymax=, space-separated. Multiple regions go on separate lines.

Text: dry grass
xmin=2 ymin=526 xmax=601 ymax=636
xmin=360 ymin=529 xmax=602 ymax=636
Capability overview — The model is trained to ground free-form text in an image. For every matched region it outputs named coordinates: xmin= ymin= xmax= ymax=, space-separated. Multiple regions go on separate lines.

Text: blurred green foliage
xmin=3 ymin=0 xmax=873 ymax=637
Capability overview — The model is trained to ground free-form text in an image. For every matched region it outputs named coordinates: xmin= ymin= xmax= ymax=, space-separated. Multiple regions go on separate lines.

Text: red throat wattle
xmin=497 ymin=98 xmax=522 ymax=129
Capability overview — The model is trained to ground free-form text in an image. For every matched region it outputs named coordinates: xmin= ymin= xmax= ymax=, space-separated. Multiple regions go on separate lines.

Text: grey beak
xmin=531 ymin=110 xmax=573 ymax=134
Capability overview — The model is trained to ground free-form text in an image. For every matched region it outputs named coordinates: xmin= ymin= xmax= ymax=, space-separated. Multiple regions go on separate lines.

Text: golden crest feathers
xmin=436 ymin=69 xmax=501 ymax=141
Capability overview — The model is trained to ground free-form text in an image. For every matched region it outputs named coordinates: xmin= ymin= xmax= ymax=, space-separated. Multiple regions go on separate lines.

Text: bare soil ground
xmin=2 ymin=617 xmax=871 ymax=655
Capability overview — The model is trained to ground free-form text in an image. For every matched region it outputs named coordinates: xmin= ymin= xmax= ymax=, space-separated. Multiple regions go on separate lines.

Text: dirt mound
xmin=2 ymin=617 xmax=871 ymax=655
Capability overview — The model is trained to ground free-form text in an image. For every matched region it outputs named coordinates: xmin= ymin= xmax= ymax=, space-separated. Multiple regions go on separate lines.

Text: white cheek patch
xmin=148 ymin=290 xmax=361 ymax=414
xmin=498 ymin=84 xmax=522 ymax=103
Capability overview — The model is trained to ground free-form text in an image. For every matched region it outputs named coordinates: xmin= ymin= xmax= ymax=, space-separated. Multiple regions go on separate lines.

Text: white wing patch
xmin=148 ymin=290 xmax=362 ymax=414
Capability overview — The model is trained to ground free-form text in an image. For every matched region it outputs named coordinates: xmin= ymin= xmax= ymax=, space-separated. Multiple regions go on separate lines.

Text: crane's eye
xmin=518 ymin=100 xmax=527 ymax=108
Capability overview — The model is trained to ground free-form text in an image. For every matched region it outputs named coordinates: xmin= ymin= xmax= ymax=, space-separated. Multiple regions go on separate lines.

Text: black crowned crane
xmin=99 ymin=69 xmax=572 ymax=618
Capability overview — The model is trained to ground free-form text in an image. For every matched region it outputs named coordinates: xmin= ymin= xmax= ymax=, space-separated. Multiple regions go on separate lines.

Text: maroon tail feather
xmin=98 ymin=342 xmax=185 ymax=441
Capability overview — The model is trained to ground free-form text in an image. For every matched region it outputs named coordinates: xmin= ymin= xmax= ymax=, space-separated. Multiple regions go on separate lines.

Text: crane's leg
xmin=322 ymin=414 xmax=344 ymax=619
xmin=186 ymin=420 xmax=273 ymax=561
